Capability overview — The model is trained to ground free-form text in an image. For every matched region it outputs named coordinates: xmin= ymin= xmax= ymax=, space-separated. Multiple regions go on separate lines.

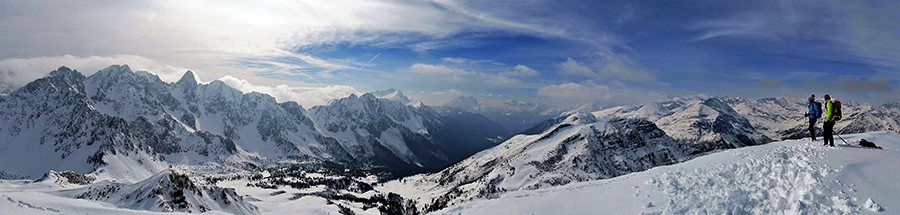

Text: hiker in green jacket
xmin=822 ymin=94 xmax=835 ymax=147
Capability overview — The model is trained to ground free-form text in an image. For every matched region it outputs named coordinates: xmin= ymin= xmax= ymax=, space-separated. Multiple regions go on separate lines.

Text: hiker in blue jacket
xmin=804 ymin=94 xmax=820 ymax=141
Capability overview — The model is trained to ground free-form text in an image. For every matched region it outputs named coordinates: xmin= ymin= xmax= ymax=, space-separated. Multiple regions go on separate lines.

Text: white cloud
xmin=0 ymin=55 xmax=189 ymax=88
xmin=536 ymin=81 xmax=609 ymax=99
xmin=559 ymin=58 xmax=595 ymax=77
xmin=595 ymin=54 xmax=655 ymax=82
xmin=218 ymin=75 xmax=359 ymax=108
xmin=558 ymin=54 xmax=655 ymax=82
xmin=502 ymin=65 xmax=539 ymax=77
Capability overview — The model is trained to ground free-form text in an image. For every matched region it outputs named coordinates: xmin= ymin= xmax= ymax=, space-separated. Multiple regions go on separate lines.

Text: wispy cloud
xmin=558 ymin=53 xmax=654 ymax=82
xmin=688 ymin=13 xmax=769 ymax=41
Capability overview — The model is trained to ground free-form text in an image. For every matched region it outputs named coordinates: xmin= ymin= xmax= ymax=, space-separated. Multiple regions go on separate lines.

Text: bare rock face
xmin=36 ymin=170 xmax=97 ymax=186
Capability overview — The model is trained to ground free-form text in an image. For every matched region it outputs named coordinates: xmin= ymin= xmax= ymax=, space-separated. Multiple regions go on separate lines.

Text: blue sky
xmin=1 ymin=0 xmax=897 ymax=107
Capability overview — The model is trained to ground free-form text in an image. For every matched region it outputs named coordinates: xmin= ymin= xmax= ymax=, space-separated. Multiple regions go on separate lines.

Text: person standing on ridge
xmin=822 ymin=94 xmax=835 ymax=147
xmin=804 ymin=94 xmax=820 ymax=141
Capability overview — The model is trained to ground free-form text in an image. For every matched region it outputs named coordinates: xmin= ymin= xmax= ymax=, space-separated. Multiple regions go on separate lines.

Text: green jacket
xmin=823 ymin=100 xmax=834 ymax=122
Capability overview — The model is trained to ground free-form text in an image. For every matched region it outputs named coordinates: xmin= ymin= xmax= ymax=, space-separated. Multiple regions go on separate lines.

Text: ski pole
xmin=835 ymin=133 xmax=849 ymax=145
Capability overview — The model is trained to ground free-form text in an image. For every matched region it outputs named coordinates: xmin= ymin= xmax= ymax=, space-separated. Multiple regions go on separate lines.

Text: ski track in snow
xmin=434 ymin=132 xmax=899 ymax=215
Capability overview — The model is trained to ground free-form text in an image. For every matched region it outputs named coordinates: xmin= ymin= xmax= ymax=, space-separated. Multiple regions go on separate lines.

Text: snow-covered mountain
xmin=444 ymin=96 xmax=558 ymax=133
xmin=593 ymin=97 xmax=771 ymax=154
xmin=382 ymin=112 xmax=690 ymax=212
xmin=55 ymin=170 xmax=259 ymax=214
xmin=371 ymin=88 xmax=412 ymax=105
xmin=0 ymin=65 xmax=507 ymax=180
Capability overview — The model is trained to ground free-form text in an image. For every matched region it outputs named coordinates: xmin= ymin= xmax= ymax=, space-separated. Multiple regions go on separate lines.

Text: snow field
xmin=435 ymin=131 xmax=899 ymax=215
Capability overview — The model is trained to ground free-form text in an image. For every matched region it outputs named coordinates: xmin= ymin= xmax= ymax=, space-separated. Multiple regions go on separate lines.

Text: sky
xmin=1 ymin=0 xmax=898 ymax=108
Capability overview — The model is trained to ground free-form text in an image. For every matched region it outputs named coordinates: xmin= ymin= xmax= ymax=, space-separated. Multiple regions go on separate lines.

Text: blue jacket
xmin=808 ymin=102 xmax=819 ymax=119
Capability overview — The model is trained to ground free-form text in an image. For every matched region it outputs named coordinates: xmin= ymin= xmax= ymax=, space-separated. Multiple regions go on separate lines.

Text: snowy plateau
xmin=1 ymin=65 xmax=899 ymax=215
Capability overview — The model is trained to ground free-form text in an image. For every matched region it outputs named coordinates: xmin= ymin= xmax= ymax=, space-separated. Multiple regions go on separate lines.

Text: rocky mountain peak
xmin=49 ymin=66 xmax=78 ymax=77
xmin=176 ymin=70 xmax=199 ymax=86
xmin=372 ymin=88 xmax=412 ymax=104
xmin=95 ymin=64 xmax=133 ymax=77
xmin=19 ymin=66 xmax=86 ymax=95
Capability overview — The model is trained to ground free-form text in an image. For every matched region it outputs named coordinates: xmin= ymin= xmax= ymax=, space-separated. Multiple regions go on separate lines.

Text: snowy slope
xmin=380 ymin=112 xmax=690 ymax=212
xmin=435 ymin=131 xmax=899 ymax=214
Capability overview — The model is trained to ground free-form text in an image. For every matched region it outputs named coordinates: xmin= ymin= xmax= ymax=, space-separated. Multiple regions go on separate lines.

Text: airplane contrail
xmin=345 ymin=53 xmax=381 ymax=85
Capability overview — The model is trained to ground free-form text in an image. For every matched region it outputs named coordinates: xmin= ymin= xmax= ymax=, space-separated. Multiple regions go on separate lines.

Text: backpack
xmin=814 ymin=102 xmax=823 ymax=119
xmin=833 ymin=100 xmax=842 ymax=121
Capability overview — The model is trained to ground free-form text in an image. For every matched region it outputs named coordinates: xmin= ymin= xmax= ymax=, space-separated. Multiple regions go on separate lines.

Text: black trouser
xmin=808 ymin=117 xmax=817 ymax=140
xmin=823 ymin=120 xmax=835 ymax=146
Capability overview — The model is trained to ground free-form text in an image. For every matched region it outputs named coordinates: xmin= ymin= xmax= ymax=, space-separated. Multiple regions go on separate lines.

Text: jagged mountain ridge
xmin=0 ymin=67 xmax=218 ymax=180
xmin=592 ymin=96 xmax=770 ymax=154
xmin=0 ymin=65 xmax=506 ymax=179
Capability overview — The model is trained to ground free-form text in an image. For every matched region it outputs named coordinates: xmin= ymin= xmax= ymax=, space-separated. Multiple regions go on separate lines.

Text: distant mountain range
xmin=0 ymin=65 xmax=507 ymax=180
xmin=443 ymin=96 xmax=559 ymax=133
